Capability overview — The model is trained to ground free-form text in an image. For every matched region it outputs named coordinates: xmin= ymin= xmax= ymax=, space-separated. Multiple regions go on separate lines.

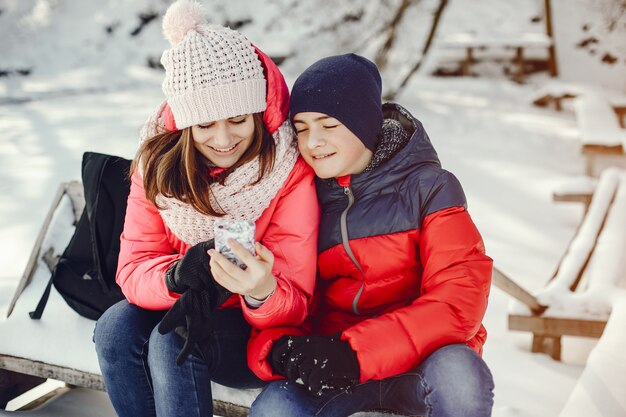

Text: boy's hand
xmin=269 ymin=335 xmax=310 ymax=376
xmin=279 ymin=334 xmax=360 ymax=396
xmin=208 ymin=239 xmax=277 ymax=301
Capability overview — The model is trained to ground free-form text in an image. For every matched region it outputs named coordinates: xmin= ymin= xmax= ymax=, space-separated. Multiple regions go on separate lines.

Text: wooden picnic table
xmin=438 ymin=32 xmax=554 ymax=82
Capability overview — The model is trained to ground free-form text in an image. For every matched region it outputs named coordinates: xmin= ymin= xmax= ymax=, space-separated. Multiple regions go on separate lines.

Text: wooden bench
xmin=495 ymin=168 xmax=626 ymax=360
xmin=0 ymin=181 xmax=399 ymax=416
xmin=438 ymin=32 xmax=554 ymax=82
xmin=552 ymin=176 xmax=596 ymax=213
xmin=531 ymin=83 xmax=626 ymax=129
xmin=0 ymin=181 xmax=256 ymax=415
xmin=575 ymin=94 xmax=626 ymax=177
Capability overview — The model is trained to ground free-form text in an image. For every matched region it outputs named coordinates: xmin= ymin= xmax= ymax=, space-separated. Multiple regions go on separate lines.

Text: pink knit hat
xmin=160 ymin=0 xmax=267 ymax=129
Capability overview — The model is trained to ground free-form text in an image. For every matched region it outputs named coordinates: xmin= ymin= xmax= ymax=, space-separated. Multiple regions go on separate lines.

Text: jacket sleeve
xmin=342 ymin=201 xmax=492 ymax=382
xmin=116 ymin=171 xmax=182 ymax=310
xmin=240 ymin=159 xmax=320 ymax=330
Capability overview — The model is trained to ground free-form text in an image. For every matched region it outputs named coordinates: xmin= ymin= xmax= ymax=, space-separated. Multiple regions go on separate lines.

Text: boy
xmin=248 ymin=54 xmax=494 ymax=417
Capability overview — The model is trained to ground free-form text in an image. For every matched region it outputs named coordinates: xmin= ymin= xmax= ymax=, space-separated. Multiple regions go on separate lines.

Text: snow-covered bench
xmin=500 ymin=168 xmax=626 ymax=360
xmin=557 ymin=290 xmax=626 ymax=417
xmin=0 ymin=181 xmax=399 ymax=416
xmin=438 ymin=32 xmax=554 ymax=82
xmin=531 ymin=82 xmax=626 ymax=128
xmin=551 ymin=176 xmax=597 ymax=213
xmin=575 ymin=94 xmax=626 ymax=177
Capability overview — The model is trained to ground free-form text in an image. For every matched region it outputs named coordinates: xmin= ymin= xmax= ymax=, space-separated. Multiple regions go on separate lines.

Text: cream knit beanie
xmin=160 ymin=0 xmax=267 ymax=129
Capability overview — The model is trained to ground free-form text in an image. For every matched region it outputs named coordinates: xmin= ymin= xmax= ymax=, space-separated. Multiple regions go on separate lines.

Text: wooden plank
xmin=16 ymin=385 xmax=72 ymax=411
xmin=509 ymin=315 xmax=607 ymax=338
xmin=0 ymin=355 xmax=104 ymax=391
xmin=548 ymin=173 xmax=619 ymax=291
xmin=552 ymin=192 xmax=592 ymax=204
xmin=6 ymin=183 xmax=68 ymax=318
xmin=492 ymin=267 xmax=545 ymax=314
xmin=581 ymin=144 xmax=624 ymax=155
xmin=0 ymin=356 xmax=250 ymax=416
xmin=0 ymin=369 xmax=46 ymax=409
xmin=214 ymin=401 xmax=249 ymax=417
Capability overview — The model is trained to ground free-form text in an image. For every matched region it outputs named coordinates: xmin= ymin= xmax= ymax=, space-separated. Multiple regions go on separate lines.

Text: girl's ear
xmin=163 ymin=102 xmax=178 ymax=131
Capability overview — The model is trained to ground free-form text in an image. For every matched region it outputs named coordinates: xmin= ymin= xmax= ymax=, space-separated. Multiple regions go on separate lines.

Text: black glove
xmin=281 ymin=334 xmax=360 ymax=396
xmin=157 ymin=289 xmax=212 ymax=365
xmin=158 ymin=258 xmax=232 ymax=366
xmin=165 ymin=239 xmax=215 ymax=294
xmin=269 ymin=335 xmax=310 ymax=377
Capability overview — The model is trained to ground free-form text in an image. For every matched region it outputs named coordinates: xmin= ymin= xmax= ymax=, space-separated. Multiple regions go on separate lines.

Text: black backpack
xmin=30 ymin=152 xmax=132 ymax=320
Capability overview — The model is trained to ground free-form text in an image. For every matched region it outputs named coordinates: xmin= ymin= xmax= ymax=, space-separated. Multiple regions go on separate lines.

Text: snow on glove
xmin=269 ymin=335 xmax=310 ymax=377
xmin=283 ymin=334 xmax=360 ymax=396
xmin=165 ymin=239 xmax=215 ymax=294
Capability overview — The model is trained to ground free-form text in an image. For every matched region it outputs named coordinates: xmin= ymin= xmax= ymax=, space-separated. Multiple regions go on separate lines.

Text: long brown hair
xmin=131 ymin=112 xmax=276 ymax=217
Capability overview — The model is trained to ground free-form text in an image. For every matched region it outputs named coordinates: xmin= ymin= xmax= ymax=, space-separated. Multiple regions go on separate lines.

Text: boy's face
xmin=293 ymin=112 xmax=373 ymax=179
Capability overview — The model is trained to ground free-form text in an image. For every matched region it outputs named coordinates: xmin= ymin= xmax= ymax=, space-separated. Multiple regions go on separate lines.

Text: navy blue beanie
xmin=290 ymin=53 xmax=383 ymax=152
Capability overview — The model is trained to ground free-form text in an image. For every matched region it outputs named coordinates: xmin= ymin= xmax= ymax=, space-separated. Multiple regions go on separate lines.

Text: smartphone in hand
xmin=214 ymin=219 xmax=256 ymax=270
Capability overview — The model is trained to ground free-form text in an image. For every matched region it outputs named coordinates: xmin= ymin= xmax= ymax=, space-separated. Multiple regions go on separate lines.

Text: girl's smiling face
xmin=191 ymin=114 xmax=255 ymax=168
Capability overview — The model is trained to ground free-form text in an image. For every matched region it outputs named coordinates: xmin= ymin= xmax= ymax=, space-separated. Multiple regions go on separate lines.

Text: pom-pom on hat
xmin=289 ymin=53 xmax=383 ymax=152
xmin=160 ymin=0 xmax=266 ymax=130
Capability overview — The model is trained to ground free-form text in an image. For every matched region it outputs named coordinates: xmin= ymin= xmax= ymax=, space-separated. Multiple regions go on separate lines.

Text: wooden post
xmin=585 ymin=154 xmax=594 ymax=177
xmin=532 ymin=335 xmax=560 ymax=360
xmin=462 ymin=47 xmax=473 ymax=75
xmin=614 ymin=106 xmax=626 ymax=128
xmin=545 ymin=0 xmax=558 ymax=76
xmin=515 ymin=47 xmax=525 ymax=83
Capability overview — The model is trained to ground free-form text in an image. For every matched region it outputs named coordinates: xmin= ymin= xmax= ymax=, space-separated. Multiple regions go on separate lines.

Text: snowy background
xmin=1 ymin=0 xmax=626 ymax=416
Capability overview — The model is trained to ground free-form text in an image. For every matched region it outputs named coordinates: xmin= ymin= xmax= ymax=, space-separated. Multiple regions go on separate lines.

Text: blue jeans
xmin=249 ymin=343 xmax=494 ymax=417
xmin=94 ymin=300 xmax=264 ymax=417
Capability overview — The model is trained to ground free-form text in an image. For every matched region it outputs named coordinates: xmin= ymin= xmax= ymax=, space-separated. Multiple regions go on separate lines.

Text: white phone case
xmin=214 ymin=219 xmax=256 ymax=269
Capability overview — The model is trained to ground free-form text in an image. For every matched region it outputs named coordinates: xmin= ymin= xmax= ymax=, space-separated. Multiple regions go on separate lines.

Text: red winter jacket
xmin=250 ymin=103 xmax=492 ymax=383
xmin=116 ymin=48 xmax=319 ymax=358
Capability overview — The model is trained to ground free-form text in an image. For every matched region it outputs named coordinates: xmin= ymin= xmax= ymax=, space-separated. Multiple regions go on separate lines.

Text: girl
xmin=249 ymin=54 xmax=494 ymax=417
xmin=93 ymin=1 xmax=318 ymax=416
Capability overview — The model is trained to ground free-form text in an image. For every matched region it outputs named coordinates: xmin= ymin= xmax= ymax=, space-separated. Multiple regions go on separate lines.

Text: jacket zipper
xmin=341 ymin=186 xmax=365 ymax=315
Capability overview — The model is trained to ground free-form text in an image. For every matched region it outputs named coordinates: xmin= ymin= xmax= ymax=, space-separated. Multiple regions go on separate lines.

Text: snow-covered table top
xmin=439 ymin=32 xmax=552 ymax=48
xmin=575 ymin=94 xmax=626 ymax=147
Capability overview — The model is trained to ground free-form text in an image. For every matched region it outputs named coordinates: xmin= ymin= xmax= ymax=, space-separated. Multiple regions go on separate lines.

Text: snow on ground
xmin=1 ymin=0 xmax=626 ymax=415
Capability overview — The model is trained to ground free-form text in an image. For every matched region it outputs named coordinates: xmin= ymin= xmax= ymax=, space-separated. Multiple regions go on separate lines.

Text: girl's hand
xmin=208 ymin=239 xmax=277 ymax=301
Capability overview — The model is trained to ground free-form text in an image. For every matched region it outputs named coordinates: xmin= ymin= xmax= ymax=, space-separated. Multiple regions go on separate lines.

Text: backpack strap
xmin=28 ymin=276 xmax=53 ymax=320
xmin=82 ymin=152 xmax=111 ymax=293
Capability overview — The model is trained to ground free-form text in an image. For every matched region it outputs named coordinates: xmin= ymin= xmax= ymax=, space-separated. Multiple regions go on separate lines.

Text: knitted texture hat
xmin=289 ymin=53 xmax=383 ymax=152
xmin=160 ymin=0 xmax=267 ymax=129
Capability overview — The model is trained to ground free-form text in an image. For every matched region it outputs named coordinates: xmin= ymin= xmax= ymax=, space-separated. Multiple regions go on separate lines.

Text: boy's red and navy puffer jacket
xmin=250 ymin=103 xmax=493 ymax=383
